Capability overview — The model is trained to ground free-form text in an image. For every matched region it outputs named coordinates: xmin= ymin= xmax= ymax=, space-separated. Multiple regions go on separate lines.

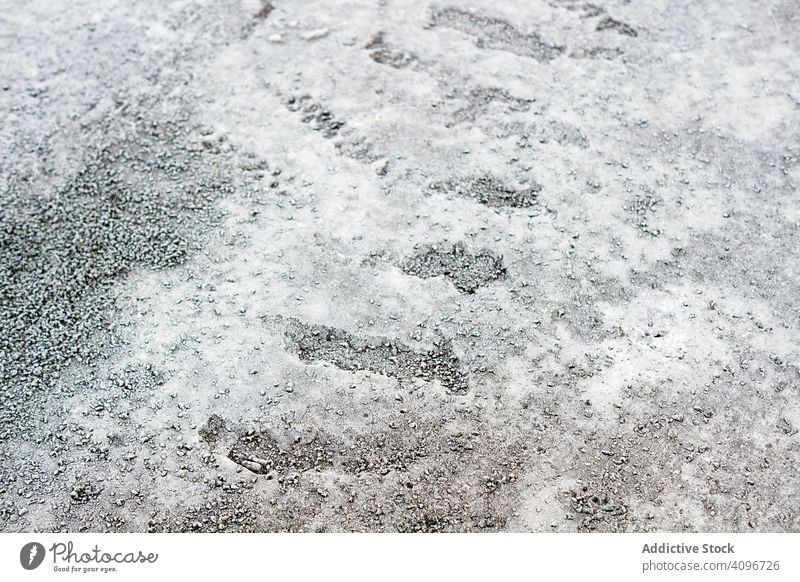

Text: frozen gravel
xmin=0 ymin=0 xmax=798 ymax=532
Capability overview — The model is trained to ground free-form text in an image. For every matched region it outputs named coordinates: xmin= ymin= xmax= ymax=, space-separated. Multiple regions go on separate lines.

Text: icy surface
xmin=0 ymin=0 xmax=798 ymax=532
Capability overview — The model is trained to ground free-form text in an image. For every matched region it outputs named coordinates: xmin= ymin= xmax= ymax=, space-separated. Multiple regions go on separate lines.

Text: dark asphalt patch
xmin=430 ymin=7 xmax=564 ymax=62
xmin=283 ymin=319 xmax=468 ymax=392
xmin=401 ymin=242 xmax=506 ymax=293
xmin=430 ymin=175 xmax=542 ymax=208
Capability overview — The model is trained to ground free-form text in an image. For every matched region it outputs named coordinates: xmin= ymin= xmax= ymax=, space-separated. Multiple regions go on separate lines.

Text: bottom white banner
xmin=1 ymin=533 xmax=797 ymax=581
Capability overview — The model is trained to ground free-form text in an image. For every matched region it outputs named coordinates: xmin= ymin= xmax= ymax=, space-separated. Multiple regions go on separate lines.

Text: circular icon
xmin=20 ymin=542 xmax=46 ymax=570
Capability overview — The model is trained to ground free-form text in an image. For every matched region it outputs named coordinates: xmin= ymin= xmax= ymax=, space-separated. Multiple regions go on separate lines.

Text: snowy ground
xmin=1 ymin=0 xmax=798 ymax=532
